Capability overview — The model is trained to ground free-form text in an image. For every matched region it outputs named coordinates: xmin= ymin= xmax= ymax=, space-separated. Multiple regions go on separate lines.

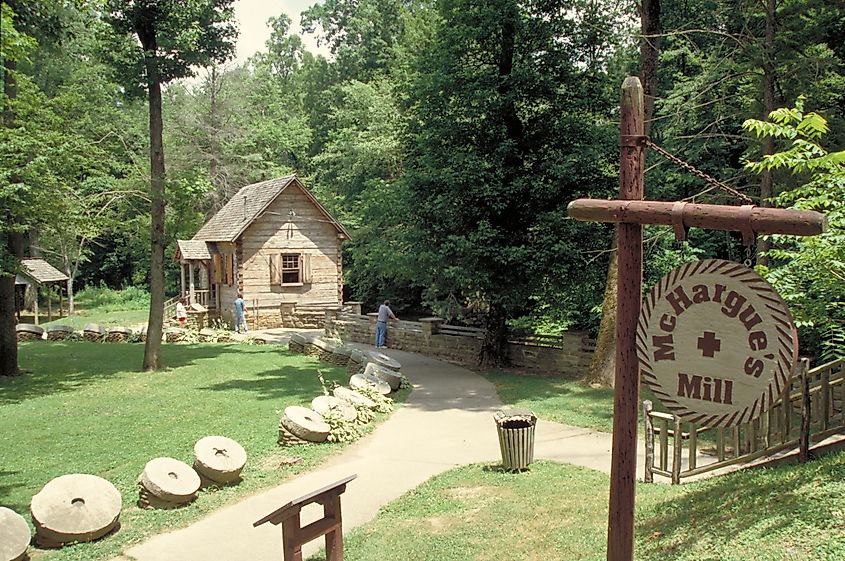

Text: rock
xmin=30 ymin=473 xmax=121 ymax=548
xmin=193 ymin=436 xmax=247 ymax=485
xmin=364 ymin=362 xmax=403 ymax=391
xmin=311 ymin=395 xmax=357 ymax=422
xmin=333 ymin=386 xmax=377 ymax=409
xmin=138 ymin=458 xmax=200 ymax=505
xmin=46 ymin=325 xmax=74 ymax=341
xmin=106 ymin=327 xmax=133 ymax=343
xmin=366 ymin=351 xmax=401 ymax=371
xmin=350 ymin=373 xmax=391 ymax=396
xmin=0 ymin=506 xmax=30 ymax=561
xmin=280 ymin=406 xmax=330 ymax=443
xmin=83 ymin=324 xmax=105 ymax=342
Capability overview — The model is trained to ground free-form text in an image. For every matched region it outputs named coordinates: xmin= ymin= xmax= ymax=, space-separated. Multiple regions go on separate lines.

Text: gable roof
xmin=192 ymin=175 xmax=350 ymax=243
xmin=15 ymin=258 xmax=69 ymax=285
xmin=175 ymin=240 xmax=214 ymax=261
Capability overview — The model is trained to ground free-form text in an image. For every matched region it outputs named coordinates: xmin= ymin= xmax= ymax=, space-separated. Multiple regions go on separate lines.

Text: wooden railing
xmin=644 ymin=357 xmax=845 ymax=484
xmin=163 ymin=296 xmax=178 ymax=322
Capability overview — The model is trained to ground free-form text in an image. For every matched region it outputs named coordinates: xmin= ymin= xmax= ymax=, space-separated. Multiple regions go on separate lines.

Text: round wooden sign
xmin=637 ymin=259 xmax=797 ymax=427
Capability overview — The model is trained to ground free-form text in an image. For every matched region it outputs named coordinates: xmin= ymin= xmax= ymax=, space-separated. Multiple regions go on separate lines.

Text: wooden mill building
xmin=175 ymin=175 xmax=350 ymax=328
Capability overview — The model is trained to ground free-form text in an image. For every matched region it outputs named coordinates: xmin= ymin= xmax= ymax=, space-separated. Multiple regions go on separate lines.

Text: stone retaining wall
xmin=325 ymin=311 xmax=593 ymax=375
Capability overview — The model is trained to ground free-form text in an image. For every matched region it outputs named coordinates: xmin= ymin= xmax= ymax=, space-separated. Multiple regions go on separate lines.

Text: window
xmin=282 ymin=254 xmax=300 ymax=284
xmin=270 ymin=253 xmax=312 ymax=285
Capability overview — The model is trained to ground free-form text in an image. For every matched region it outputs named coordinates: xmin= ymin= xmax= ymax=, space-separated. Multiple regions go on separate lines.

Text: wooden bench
xmin=253 ymin=474 xmax=357 ymax=561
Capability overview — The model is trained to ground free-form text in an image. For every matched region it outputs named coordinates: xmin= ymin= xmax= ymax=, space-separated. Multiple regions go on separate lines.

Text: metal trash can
xmin=494 ymin=408 xmax=537 ymax=471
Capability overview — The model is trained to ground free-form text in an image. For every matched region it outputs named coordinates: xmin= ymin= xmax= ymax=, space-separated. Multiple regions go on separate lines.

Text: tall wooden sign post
xmin=568 ymin=76 xmax=827 ymax=561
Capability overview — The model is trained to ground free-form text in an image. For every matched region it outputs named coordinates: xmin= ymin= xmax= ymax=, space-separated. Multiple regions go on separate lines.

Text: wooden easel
xmin=253 ymin=474 xmax=357 ymax=561
xmin=567 ymin=76 xmax=827 ymax=561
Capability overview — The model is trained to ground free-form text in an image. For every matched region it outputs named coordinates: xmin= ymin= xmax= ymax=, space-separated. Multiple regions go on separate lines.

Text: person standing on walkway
xmin=375 ymin=300 xmax=397 ymax=349
xmin=233 ymin=293 xmax=248 ymax=333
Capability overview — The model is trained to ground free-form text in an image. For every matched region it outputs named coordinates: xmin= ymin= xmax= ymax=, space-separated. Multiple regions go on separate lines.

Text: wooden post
xmin=48 ymin=284 xmax=53 ymax=322
xmin=33 ymin=284 xmax=39 ymax=326
xmin=799 ymin=358 xmax=811 ymax=463
xmin=642 ymin=400 xmax=654 ymax=483
xmin=671 ymin=416 xmax=682 ymax=484
xmin=59 ymin=285 xmax=63 ymax=318
xmin=180 ymin=262 xmax=186 ymax=300
xmin=189 ymin=264 xmax=195 ymax=305
xmin=607 ymin=76 xmax=644 ymax=561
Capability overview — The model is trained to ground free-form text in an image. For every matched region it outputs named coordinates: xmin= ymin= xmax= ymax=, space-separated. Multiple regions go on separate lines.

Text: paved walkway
xmin=110 ymin=345 xmax=664 ymax=561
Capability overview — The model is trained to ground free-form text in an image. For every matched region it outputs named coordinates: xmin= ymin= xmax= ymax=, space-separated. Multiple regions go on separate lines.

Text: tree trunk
xmin=588 ymin=239 xmax=618 ymax=387
xmin=590 ymin=1 xmax=661 ymax=388
xmin=480 ymin=303 xmax=509 ymax=368
xmin=140 ymin=30 xmax=166 ymax=371
xmin=1 ymin=60 xmax=22 ymax=377
xmin=757 ymin=0 xmax=776 ymax=266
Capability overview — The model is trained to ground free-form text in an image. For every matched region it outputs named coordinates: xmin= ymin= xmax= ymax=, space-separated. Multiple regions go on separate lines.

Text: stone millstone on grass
xmin=193 ymin=436 xmax=247 ymax=486
xmin=333 ymin=386 xmax=377 ymax=410
xmin=366 ymin=350 xmax=401 ymax=372
xmin=83 ymin=324 xmax=105 ymax=342
xmin=280 ymin=406 xmax=331 ymax=443
xmin=350 ymin=373 xmax=391 ymax=396
xmin=164 ymin=328 xmax=187 ymax=343
xmin=15 ymin=323 xmax=44 ymax=342
xmin=0 ymin=506 xmax=30 ymax=561
xmin=313 ymin=337 xmax=341 ymax=363
xmin=330 ymin=344 xmax=353 ymax=366
xmin=30 ymin=473 xmax=121 ymax=548
xmin=311 ymin=395 xmax=357 ymax=422
xmin=106 ymin=326 xmax=133 ymax=343
xmin=347 ymin=349 xmax=367 ymax=376
xmin=47 ymin=325 xmax=75 ymax=341
xmin=138 ymin=457 xmax=201 ymax=507
xmin=364 ymin=362 xmax=403 ymax=391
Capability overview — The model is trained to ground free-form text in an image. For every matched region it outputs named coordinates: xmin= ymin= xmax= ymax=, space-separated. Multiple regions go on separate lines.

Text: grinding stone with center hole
xmin=138 ymin=458 xmax=200 ymax=503
xmin=366 ymin=351 xmax=401 ymax=371
xmin=30 ymin=473 xmax=121 ymax=547
xmin=193 ymin=436 xmax=247 ymax=484
xmin=333 ymin=386 xmax=377 ymax=409
xmin=280 ymin=406 xmax=331 ymax=442
xmin=311 ymin=395 xmax=357 ymax=422
xmin=364 ymin=362 xmax=403 ymax=391
xmin=0 ymin=506 xmax=30 ymax=561
xmin=350 ymin=373 xmax=391 ymax=395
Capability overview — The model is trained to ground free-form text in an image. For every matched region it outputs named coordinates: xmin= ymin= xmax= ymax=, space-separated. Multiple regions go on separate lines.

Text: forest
xmin=1 ymin=0 xmax=843 ymax=374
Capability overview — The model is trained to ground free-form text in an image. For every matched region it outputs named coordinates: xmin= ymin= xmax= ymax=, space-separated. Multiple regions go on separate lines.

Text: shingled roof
xmin=175 ymin=240 xmax=214 ymax=261
xmin=15 ymin=258 xmax=69 ymax=284
xmin=191 ymin=175 xmax=350 ymax=243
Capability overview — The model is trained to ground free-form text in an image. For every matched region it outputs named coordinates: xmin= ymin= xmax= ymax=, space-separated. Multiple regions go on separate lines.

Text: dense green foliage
xmin=2 ymin=0 xmax=843 ymax=363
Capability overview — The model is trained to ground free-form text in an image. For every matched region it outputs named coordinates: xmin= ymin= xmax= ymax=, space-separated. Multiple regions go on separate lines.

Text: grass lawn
xmin=319 ymin=454 xmax=844 ymax=561
xmin=40 ymin=308 xmax=151 ymax=330
xmin=1 ymin=341 xmax=407 ymax=561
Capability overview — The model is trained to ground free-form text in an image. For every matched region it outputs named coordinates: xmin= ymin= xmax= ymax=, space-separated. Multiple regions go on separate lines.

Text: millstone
xmin=47 ymin=325 xmax=74 ymax=341
xmin=0 ymin=506 xmax=30 ymax=561
xmin=164 ymin=328 xmax=186 ymax=343
xmin=333 ymin=386 xmax=377 ymax=409
xmin=15 ymin=323 xmax=44 ymax=336
xmin=83 ymin=323 xmax=104 ymax=334
xmin=30 ymin=473 xmax=121 ymax=548
xmin=138 ymin=458 xmax=200 ymax=504
xmin=193 ymin=436 xmax=247 ymax=485
xmin=366 ymin=351 xmax=401 ymax=371
xmin=364 ymin=362 xmax=403 ymax=391
xmin=350 ymin=373 xmax=391 ymax=396
xmin=311 ymin=395 xmax=357 ymax=422
xmin=280 ymin=406 xmax=330 ymax=443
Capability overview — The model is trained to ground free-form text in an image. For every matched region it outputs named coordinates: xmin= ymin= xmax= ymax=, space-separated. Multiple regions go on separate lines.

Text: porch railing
xmin=644 ymin=357 xmax=845 ymax=484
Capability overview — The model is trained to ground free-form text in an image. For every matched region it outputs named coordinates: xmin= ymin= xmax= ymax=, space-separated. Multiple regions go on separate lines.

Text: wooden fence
xmin=644 ymin=357 xmax=845 ymax=484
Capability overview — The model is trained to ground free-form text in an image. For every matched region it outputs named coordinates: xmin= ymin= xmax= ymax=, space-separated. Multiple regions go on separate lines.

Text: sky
xmin=232 ymin=0 xmax=330 ymax=65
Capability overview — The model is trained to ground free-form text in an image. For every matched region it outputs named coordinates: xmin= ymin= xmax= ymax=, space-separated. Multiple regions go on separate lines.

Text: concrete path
xmin=110 ymin=346 xmax=671 ymax=561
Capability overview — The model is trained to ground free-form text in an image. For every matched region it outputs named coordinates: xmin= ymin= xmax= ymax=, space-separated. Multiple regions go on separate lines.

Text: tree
xmin=743 ymin=98 xmax=845 ymax=361
xmin=105 ymin=0 xmax=236 ymax=371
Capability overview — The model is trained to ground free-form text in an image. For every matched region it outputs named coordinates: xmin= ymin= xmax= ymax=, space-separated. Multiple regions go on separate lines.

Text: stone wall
xmin=325 ymin=311 xmax=593 ymax=375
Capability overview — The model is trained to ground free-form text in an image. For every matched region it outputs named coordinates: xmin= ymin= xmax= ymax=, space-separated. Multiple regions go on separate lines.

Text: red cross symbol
xmin=697 ymin=331 xmax=722 ymax=358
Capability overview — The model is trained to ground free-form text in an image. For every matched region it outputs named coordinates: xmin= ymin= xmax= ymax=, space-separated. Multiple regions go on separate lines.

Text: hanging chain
xmin=643 ymin=138 xmax=754 ymax=204
xmin=743 ymin=244 xmax=755 ymax=268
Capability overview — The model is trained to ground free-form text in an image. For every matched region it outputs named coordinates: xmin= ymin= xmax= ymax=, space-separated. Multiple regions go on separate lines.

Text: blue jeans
xmin=234 ymin=314 xmax=247 ymax=333
xmin=375 ymin=321 xmax=387 ymax=347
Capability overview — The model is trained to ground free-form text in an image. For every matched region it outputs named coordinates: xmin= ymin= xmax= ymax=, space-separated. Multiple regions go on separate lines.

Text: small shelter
xmin=175 ymin=175 xmax=350 ymax=328
xmin=15 ymin=258 xmax=69 ymax=325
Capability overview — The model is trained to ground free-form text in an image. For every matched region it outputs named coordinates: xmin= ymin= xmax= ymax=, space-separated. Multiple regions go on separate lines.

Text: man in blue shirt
xmin=375 ymin=300 xmax=397 ymax=349
xmin=234 ymin=293 xmax=248 ymax=333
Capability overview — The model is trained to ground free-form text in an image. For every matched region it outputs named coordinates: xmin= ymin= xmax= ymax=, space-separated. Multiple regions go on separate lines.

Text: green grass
xmin=485 ymin=370 xmax=666 ymax=433
xmin=316 ymin=454 xmax=844 ymax=561
xmin=1 ymin=341 xmax=407 ymax=561
xmin=39 ymin=285 xmax=152 ymax=329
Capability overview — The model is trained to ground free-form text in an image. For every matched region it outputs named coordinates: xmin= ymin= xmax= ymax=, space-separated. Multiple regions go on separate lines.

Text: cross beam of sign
xmin=566 ymin=76 xmax=827 ymax=561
